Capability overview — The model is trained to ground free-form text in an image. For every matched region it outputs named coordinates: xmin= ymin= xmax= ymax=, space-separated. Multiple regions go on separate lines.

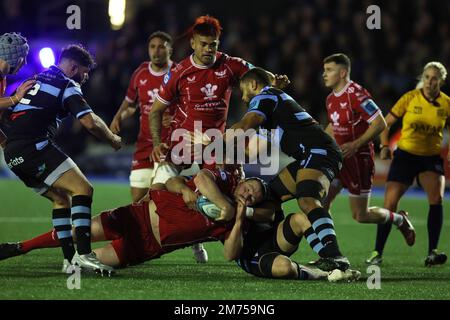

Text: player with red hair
xmin=148 ymin=15 xmax=288 ymax=263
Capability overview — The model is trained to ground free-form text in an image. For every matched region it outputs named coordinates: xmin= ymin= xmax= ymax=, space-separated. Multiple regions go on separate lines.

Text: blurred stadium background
xmin=0 ymin=0 xmax=449 ymax=186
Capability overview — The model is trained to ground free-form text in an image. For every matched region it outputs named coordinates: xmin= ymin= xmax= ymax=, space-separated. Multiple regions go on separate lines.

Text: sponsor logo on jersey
xmin=200 ymin=83 xmax=218 ymax=100
xmin=437 ymin=109 xmax=446 ymax=118
xmin=214 ymin=70 xmax=227 ymax=78
xmin=331 ymin=111 xmax=340 ymax=125
xmin=139 ymin=79 xmax=148 ymax=85
xmin=348 ymin=87 xmax=355 ymax=93
xmin=163 ymin=71 xmax=171 ymax=85
xmin=187 ymin=76 xmax=196 ymax=83
xmin=340 ymin=102 xmax=348 ymax=108
xmin=413 ymin=106 xmax=422 ymax=114
xmin=7 ymin=157 xmax=24 ymax=169
xmin=147 ymin=88 xmax=159 ymax=103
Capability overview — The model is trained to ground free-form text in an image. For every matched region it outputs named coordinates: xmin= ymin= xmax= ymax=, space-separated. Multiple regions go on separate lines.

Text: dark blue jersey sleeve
xmin=246 ymin=93 xmax=278 ymax=123
xmin=62 ymin=82 xmax=92 ymax=119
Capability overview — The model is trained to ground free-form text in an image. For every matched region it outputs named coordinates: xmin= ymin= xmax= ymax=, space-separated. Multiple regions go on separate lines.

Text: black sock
xmin=71 ymin=195 xmax=92 ymax=255
xmin=52 ymin=208 xmax=75 ymax=261
xmin=304 ymin=227 xmax=325 ymax=258
xmin=428 ymin=204 xmax=443 ymax=253
xmin=307 ymin=207 xmax=342 ymax=257
xmin=374 ymin=223 xmax=392 ymax=255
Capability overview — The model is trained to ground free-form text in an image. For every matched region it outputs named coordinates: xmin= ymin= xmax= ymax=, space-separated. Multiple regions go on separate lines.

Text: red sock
xmin=21 ymin=229 xmax=60 ymax=253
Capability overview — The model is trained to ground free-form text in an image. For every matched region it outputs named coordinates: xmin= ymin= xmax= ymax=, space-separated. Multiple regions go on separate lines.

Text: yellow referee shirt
xmin=390 ymin=89 xmax=450 ymax=156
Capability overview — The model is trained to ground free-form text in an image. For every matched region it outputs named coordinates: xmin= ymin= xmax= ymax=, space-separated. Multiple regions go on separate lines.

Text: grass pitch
xmin=0 ymin=179 xmax=449 ymax=300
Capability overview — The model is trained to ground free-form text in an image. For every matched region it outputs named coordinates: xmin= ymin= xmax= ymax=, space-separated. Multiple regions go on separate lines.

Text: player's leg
xmin=150 ymin=161 xmax=182 ymax=190
xmin=129 ymin=168 xmax=154 ymax=202
xmin=366 ymin=181 xmax=409 ymax=265
xmin=418 ymin=170 xmax=447 ymax=266
xmin=323 ymin=179 xmax=343 ymax=212
xmin=93 ymin=244 xmax=121 ymax=268
xmin=52 ymin=165 xmax=95 ymax=256
xmin=349 ymin=195 xmax=405 ymax=225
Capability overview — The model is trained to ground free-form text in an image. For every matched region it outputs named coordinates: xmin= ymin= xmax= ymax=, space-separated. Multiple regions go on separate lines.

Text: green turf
xmin=0 ymin=179 xmax=449 ymax=300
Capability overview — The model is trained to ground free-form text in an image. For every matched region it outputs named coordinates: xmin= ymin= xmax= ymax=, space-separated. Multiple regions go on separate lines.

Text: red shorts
xmin=100 ymin=202 xmax=162 ymax=267
xmin=338 ymin=149 xmax=374 ymax=196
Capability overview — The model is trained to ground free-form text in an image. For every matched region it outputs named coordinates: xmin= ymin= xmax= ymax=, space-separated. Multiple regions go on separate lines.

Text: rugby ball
xmin=196 ymin=195 xmax=222 ymax=220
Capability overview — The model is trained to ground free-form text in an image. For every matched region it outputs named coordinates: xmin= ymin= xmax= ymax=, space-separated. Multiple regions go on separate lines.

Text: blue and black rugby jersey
xmin=246 ymin=86 xmax=340 ymax=160
xmin=6 ymin=66 xmax=92 ymax=142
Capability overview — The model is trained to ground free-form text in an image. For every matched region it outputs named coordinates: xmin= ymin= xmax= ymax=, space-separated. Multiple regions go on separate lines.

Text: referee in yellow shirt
xmin=367 ymin=62 xmax=449 ymax=266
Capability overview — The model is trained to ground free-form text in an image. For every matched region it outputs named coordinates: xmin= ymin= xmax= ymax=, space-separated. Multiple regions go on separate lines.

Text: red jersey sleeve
xmin=225 ymin=55 xmax=252 ymax=84
xmin=156 ymin=67 xmax=178 ymax=105
xmin=350 ymin=84 xmax=381 ymax=123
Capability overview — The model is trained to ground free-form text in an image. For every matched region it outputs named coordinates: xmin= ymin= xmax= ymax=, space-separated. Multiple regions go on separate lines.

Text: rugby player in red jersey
xmin=110 ymin=31 xmax=177 ymax=202
xmin=321 ymin=54 xmax=415 ymax=265
xmin=1 ymin=167 xmax=359 ymax=282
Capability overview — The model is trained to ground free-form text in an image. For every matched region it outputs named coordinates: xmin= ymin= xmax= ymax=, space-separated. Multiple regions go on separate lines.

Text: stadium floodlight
xmin=39 ymin=47 xmax=55 ymax=68
xmin=108 ymin=0 xmax=126 ymax=30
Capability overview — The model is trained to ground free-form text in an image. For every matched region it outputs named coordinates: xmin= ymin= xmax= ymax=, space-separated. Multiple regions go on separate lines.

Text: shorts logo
xmin=36 ymin=163 xmax=46 ymax=178
xmin=7 ymin=157 xmax=24 ymax=169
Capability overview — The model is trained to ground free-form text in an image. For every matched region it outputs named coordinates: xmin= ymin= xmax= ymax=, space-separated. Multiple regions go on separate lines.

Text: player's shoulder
xmin=219 ymin=52 xmax=250 ymax=67
xmin=438 ymin=91 xmax=450 ymax=105
xmin=400 ymin=89 xmax=421 ymax=101
xmin=348 ymin=81 xmax=370 ymax=95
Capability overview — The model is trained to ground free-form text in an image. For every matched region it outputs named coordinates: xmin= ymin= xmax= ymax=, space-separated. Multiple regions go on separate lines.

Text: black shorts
xmin=3 ymin=139 xmax=76 ymax=194
xmin=236 ymin=223 xmax=292 ymax=278
xmin=294 ymin=148 xmax=342 ymax=182
xmin=387 ymin=148 xmax=445 ymax=186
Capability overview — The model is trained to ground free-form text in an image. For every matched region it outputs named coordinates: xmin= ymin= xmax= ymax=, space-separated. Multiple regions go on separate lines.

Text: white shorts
xmin=129 ymin=168 xmax=154 ymax=189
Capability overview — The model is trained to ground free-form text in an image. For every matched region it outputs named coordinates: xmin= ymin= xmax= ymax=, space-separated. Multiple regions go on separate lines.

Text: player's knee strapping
xmin=282 ymin=214 xmax=302 ymax=247
xmin=296 ymin=179 xmax=326 ymax=202
xmin=258 ymin=252 xmax=280 ymax=277
xmin=268 ymin=175 xmax=291 ymax=198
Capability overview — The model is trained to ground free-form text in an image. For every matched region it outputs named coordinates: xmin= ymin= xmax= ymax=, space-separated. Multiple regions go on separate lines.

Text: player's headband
xmin=0 ymin=33 xmax=29 ymax=73
xmin=244 ymin=177 xmax=269 ymax=202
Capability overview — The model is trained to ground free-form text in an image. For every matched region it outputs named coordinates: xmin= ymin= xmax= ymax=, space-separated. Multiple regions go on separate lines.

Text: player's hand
xmin=110 ymin=134 xmax=122 ymax=150
xmin=340 ymin=141 xmax=359 ymax=158
xmin=182 ymin=188 xmax=199 ymax=210
xmin=151 ymin=143 xmax=169 ymax=162
xmin=109 ymin=117 xmax=121 ymax=134
xmin=162 ymin=112 xmax=173 ymax=128
xmin=273 ymin=74 xmax=290 ymax=89
xmin=215 ymin=203 xmax=236 ymax=222
xmin=236 ymin=201 xmax=246 ymax=220
xmin=15 ymin=79 xmax=36 ymax=100
xmin=380 ymin=146 xmax=391 ymax=160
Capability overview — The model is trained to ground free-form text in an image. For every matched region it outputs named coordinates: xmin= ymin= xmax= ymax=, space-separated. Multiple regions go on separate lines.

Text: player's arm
xmin=110 ymin=99 xmax=137 ymax=134
xmin=324 ymin=123 xmax=334 ymax=138
xmin=264 ymin=70 xmax=290 ymax=90
xmin=149 ymin=99 xmax=170 ymax=162
xmin=248 ymin=200 xmax=280 ymax=222
xmin=379 ymin=113 xmax=398 ymax=160
xmin=194 ymin=169 xmax=235 ymax=222
xmin=341 ymin=112 xmax=387 ymax=158
xmin=223 ymin=201 xmax=246 ymax=261
xmin=79 ymin=113 xmax=122 ymax=150
xmin=166 ymin=176 xmax=199 ymax=210
xmin=0 ymin=79 xmax=35 ymax=109
xmin=446 ymin=121 xmax=450 ymax=162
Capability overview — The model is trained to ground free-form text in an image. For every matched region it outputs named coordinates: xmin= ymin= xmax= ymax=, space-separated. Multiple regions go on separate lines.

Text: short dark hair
xmin=148 ymin=31 xmax=173 ymax=46
xmin=240 ymin=67 xmax=271 ymax=87
xmin=323 ymin=53 xmax=351 ymax=70
xmin=59 ymin=44 xmax=95 ymax=68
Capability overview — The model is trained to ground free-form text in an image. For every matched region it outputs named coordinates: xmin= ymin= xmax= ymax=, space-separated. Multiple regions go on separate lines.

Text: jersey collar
xmin=190 ymin=54 xmax=216 ymax=69
xmin=332 ymin=80 xmax=352 ymax=97
xmin=148 ymin=61 xmax=172 ymax=76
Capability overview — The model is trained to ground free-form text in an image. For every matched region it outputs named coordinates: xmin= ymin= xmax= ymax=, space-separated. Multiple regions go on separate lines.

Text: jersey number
xmin=20 ymin=83 xmax=41 ymax=104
